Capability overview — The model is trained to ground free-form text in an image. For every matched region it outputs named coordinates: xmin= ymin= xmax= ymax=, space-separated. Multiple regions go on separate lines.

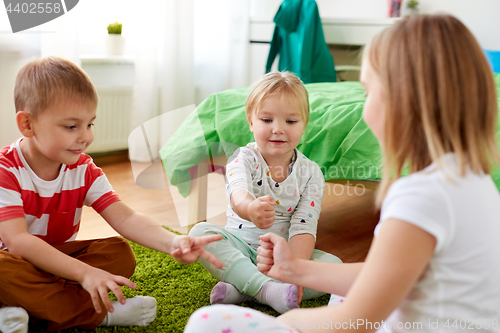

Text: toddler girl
xmin=189 ymin=72 xmax=342 ymax=314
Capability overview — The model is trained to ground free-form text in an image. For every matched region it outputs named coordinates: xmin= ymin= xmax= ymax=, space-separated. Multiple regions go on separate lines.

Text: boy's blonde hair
xmin=245 ymin=72 xmax=309 ymax=125
xmin=364 ymin=14 xmax=500 ymax=207
xmin=14 ymin=56 xmax=98 ymax=117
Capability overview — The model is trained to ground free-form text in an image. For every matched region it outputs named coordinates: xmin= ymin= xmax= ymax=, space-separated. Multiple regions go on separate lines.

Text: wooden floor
xmin=79 ymin=156 xmax=380 ymax=263
xmin=315 ymin=185 xmax=380 ymax=263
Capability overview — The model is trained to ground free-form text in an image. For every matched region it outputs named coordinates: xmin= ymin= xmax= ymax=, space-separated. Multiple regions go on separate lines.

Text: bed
xmin=160 ymin=74 xmax=500 ymax=226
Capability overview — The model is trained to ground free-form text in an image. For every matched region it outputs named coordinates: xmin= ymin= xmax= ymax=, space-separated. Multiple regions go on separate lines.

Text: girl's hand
xmin=257 ymin=232 xmax=297 ymax=283
xmin=297 ymin=286 xmax=304 ymax=304
xmin=171 ymin=234 xmax=223 ymax=268
xmin=248 ymin=196 xmax=276 ymax=229
xmin=79 ymin=266 xmax=137 ymax=314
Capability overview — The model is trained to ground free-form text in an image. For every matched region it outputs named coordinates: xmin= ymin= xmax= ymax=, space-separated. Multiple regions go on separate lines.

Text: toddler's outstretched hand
xmin=257 ymin=232 xmax=296 ymax=283
xmin=171 ymin=234 xmax=223 ymax=268
xmin=248 ymin=196 xmax=276 ymax=229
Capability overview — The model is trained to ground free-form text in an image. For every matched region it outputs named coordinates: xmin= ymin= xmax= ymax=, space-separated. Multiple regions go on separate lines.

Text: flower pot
xmin=403 ymin=7 xmax=419 ymax=16
xmin=106 ymin=35 xmax=125 ymax=56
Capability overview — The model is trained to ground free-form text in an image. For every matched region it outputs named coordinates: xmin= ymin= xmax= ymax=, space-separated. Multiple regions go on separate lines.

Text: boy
xmin=0 ymin=56 xmax=222 ymax=333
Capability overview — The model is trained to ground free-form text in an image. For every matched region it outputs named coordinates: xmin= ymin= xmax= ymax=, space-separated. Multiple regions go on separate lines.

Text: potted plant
xmin=106 ymin=22 xmax=125 ymax=56
xmin=405 ymin=0 xmax=419 ymax=16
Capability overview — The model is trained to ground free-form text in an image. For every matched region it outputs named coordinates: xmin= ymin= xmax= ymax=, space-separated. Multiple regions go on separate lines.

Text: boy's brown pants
xmin=0 ymin=237 xmax=136 ymax=331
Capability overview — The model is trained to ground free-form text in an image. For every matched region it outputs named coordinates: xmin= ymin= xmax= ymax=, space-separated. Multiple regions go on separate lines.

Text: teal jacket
xmin=266 ymin=0 xmax=336 ymax=83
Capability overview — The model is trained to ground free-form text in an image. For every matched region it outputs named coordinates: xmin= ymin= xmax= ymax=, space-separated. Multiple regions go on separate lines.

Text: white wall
xmin=316 ymin=0 xmax=388 ymax=18
xmin=0 ymin=51 xmax=38 ymax=148
xmin=417 ymin=0 xmax=500 ymax=51
xmin=320 ymin=0 xmax=500 ymax=51
xmin=251 ymin=0 xmax=500 ymax=51
xmin=0 ymin=52 xmax=22 ymax=148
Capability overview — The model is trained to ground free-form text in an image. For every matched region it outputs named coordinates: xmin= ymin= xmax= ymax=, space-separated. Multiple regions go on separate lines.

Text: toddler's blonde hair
xmin=245 ymin=72 xmax=309 ymax=125
xmin=364 ymin=14 xmax=500 ymax=207
xmin=14 ymin=56 xmax=98 ymax=118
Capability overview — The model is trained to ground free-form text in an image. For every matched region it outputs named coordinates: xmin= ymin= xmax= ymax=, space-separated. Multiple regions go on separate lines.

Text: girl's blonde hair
xmin=245 ymin=71 xmax=310 ymax=125
xmin=364 ymin=14 xmax=500 ymax=208
xmin=14 ymin=56 xmax=98 ymax=118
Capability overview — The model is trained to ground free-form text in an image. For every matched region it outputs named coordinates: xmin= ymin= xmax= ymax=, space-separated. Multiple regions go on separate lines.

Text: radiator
xmin=85 ymin=86 xmax=133 ymax=154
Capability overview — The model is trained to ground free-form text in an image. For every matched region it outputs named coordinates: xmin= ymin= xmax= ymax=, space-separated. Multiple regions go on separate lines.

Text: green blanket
xmin=160 ymin=74 xmax=500 ymax=198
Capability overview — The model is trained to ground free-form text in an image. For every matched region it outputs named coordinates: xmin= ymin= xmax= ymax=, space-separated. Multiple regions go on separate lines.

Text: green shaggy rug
xmin=33 ymin=234 xmax=329 ymax=333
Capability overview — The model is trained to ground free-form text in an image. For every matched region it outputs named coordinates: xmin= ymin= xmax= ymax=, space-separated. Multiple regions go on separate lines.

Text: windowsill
xmin=80 ymin=54 xmax=135 ymax=65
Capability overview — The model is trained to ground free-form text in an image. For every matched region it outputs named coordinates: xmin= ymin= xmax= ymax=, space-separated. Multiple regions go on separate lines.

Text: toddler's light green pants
xmin=189 ymin=222 xmax=342 ymax=299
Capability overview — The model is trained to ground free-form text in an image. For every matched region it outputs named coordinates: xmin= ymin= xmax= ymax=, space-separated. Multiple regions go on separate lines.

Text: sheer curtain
xmin=128 ymin=0 xmax=196 ymax=163
xmin=129 ymin=0 xmax=251 ymax=164
xmin=193 ymin=0 xmax=250 ymax=104
xmin=40 ymin=9 xmax=79 ymax=64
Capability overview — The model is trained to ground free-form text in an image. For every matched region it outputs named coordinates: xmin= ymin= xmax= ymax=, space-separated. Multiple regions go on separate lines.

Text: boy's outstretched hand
xmin=256 ymin=232 xmax=297 ymax=283
xmin=80 ymin=266 xmax=137 ymax=314
xmin=171 ymin=234 xmax=223 ymax=268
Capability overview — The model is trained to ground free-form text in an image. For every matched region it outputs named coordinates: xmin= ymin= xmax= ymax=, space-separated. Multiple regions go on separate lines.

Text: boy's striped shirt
xmin=0 ymin=139 xmax=120 ymax=249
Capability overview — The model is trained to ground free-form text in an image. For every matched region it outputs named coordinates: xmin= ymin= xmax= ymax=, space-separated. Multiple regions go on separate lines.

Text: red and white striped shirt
xmin=0 ymin=138 xmax=120 ymax=249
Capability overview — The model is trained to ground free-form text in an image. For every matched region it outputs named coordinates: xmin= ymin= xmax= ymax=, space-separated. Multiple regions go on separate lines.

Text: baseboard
xmin=88 ymin=149 xmax=129 ymax=167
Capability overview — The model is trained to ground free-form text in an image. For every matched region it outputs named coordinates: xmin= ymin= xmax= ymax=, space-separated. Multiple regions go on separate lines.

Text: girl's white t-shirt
xmin=376 ymin=154 xmax=500 ymax=333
